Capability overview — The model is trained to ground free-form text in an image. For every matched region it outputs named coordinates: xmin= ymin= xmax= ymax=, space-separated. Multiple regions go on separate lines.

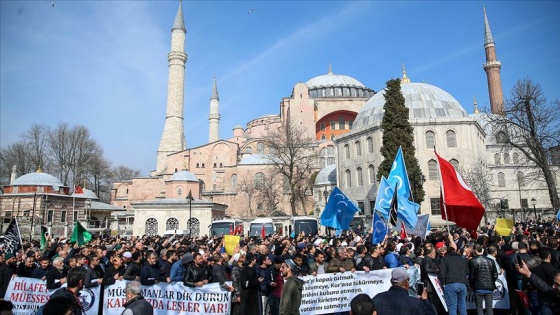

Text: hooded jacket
xmin=279 ymin=276 xmax=305 ymax=315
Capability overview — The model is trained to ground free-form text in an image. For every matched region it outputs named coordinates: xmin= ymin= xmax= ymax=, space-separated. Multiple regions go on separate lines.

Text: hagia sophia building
xmin=2 ymin=2 xmax=557 ymax=239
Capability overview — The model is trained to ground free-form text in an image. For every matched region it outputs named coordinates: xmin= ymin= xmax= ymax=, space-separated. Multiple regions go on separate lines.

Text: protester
xmin=140 ymin=252 xmax=160 ymax=285
xmin=46 ymin=257 xmax=67 ymax=289
xmin=438 ymin=245 xmax=468 ymax=315
xmin=240 ymin=253 xmax=263 ymax=315
xmin=42 ymin=296 xmax=75 ymax=315
xmin=121 ymin=281 xmax=154 ymax=315
xmin=468 ymin=244 xmax=498 ymax=315
xmin=372 ymin=268 xmax=435 ymax=315
xmin=279 ymin=259 xmax=304 ymax=315
xmin=349 ymin=293 xmax=375 ymax=315
xmin=49 ymin=267 xmax=87 ymax=315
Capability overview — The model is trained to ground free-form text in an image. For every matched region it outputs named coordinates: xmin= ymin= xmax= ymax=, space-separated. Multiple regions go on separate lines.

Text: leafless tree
xmin=22 ymin=124 xmax=52 ymax=172
xmin=460 ymin=158 xmax=494 ymax=223
xmin=237 ymin=172 xmax=259 ymax=216
xmin=111 ymin=165 xmax=142 ymax=181
xmin=263 ymin=122 xmax=318 ymax=216
xmin=0 ymin=141 xmax=36 ymax=184
xmin=257 ymin=171 xmax=285 ymax=216
xmin=488 ymin=79 xmax=560 ymax=210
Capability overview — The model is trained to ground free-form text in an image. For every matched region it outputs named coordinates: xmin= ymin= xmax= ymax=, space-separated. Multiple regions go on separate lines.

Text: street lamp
xmin=322 ymin=188 xmax=329 ymax=203
xmin=531 ymin=197 xmax=537 ymax=219
xmin=187 ymin=190 xmax=194 ymax=238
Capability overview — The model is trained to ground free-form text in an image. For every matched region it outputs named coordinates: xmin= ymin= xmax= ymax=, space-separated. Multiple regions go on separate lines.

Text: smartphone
xmin=516 ymin=255 xmax=523 ymax=266
xmin=416 ymin=282 xmax=424 ymax=295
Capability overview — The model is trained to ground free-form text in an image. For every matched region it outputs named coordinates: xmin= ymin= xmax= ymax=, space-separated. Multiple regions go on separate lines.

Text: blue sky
xmin=1 ymin=1 xmax=559 ymax=176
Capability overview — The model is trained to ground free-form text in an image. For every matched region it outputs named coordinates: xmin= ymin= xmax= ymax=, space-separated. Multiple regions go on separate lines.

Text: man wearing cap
xmin=373 ymin=268 xmax=435 ymax=315
xmin=123 ymin=252 xmax=141 ymax=281
xmin=279 ymin=258 xmax=304 ymax=315
xmin=0 ymin=253 xmax=17 ymax=299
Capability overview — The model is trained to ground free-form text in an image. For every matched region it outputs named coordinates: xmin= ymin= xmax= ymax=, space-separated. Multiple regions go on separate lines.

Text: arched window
xmin=449 ymin=159 xmax=459 ymax=170
xmin=503 ymin=152 xmax=510 ymax=164
xmin=320 ymin=157 xmax=326 ymax=168
xmin=517 ymin=171 xmax=525 ymax=187
xmin=425 ymin=131 xmax=435 ymax=149
xmin=320 ymin=123 xmax=326 ymax=131
xmin=283 ymin=175 xmax=290 ymax=192
xmin=330 ymin=120 xmax=336 ymax=130
xmin=187 ymin=218 xmax=200 ymax=238
xmin=245 ymin=147 xmax=252 ymax=154
xmin=200 ymin=180 xmax=206 ymax=192
xmin=330 ymin=135 xmax=335 ymax=140
xmin=498 ymin=172 xmax=506 ymax=187
xmin=446 ymin=130 xmax=457 ymax=148
xmin=344 ymin=144 xmax=350 ymax=159
xmin=513 ymin=152 xmax=520 ymax=164
xmin=368 ymin=165 xmax=375 ymax=184
xmin=145 ymin=218 xmax=158 ymax=236
xmin=339 ymin=116 xmax=345 ymax=129
xmin=367 ymin=137 xmax=374 ymax=153
xmin=166 ymin=218 xmax=179 ymax=230
xmin=355 ymin=141 xmax=361 ymax=156
xmin=231 ymin=174 xmax=237 ymax=192
xmin=176 ymin=187 xmax=183 ymax=196
xmin=494 ymin=153 xmax=501 ymax=165
xmin=428 ymin=160 xmax=438 ymax=180
xmin=357 ymin=168 xmax=363 ymax=186
xmin=256 ymin=142 xmax=264 ymax=154
xmin=327 ymin=145 xmax=335 ymax=155
xmin=496 ymin=131 xmax=508 ymax=143
xmin=255 ymin=172 xmax=265 ymax=189
xmin=348 ymin=120 xmax=353 ymax=129
xmin=345 ymin=170 xmax=352 ymax=188
xmin=321 ymin=135 xmax=326 ymax=140
xmin=196 ymin=163 xmax=199 ymax=168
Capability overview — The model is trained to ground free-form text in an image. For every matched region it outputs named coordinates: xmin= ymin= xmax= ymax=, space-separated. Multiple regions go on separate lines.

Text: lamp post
xmin=322 ymin=188 xmax=329 ymax=204
xmin=187 ymin=190 xmax=194 ymax=238
xmin=531 ymin=197 xmax=537 ymax=219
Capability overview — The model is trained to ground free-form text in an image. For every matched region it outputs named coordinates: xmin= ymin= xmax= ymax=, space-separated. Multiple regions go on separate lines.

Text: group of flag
xmin=320 ymin=145 xmax=486 ymax=241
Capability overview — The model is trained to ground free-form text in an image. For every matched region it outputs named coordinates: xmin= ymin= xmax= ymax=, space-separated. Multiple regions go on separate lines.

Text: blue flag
xmin=372 ymin=211 xmax=387 ymax=244
xmin=556 ymin=209 xmax=560 ymax=221
xmin=396 ymin=195 xmax=420 ymax=229
xmin=387 ymin=146 xmax=412 ymax=199
xmin=399 ymin=214 xmax=430 ymax=237
xmin=320 ymin=187 xmax=360 ymax=231
xmin=374 ymin=176 xmax=393 ymax=220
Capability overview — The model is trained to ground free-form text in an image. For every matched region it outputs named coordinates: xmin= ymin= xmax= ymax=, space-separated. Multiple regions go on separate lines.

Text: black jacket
xmin=439 ymin=251 xmax=468 ymax=286
xmin=183 ymin=263 xmax=210 ymax=287
xmin=123 ymin=261 xmax=141 ymax=281
xmin=46 ymin=267 xmax=66 ymax=290
xmin=50 ymin=287 xmax=84 ymax=315
xmin=121 ymin=295 xmax=153 ymax=315
xmin=468 ymin=255 xmax=498 ymax=290
xmin=140 ymin=263 xmax=160 ymax=285
xmin=421 ymin=256 xmax=439 ymax=293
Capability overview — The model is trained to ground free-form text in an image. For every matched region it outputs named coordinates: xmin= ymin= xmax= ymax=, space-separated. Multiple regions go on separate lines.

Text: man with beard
xmin=160 ymin=249 xmax=177 ymax=282
xmin=123 ymin=252 xmax=141 ymax=281
xmin=121 ymin=281 xmax=153 ymax=315
xmin=279 ymin=259 xmax=305 ymax=315
xmin=240 ymin=253 xmax=263 ymax=315
xmin=140 ymin=252 xmax=161 ymax=285
xmin=0 ymin=253 xmax=17 ymax=299
xmin=46 ymin=257 xmax=67 ymax=290
xmin=49 ymin=267 xmax=87 ymax=315
xmin=103 ymin=256 xmax=126 ymax=285
xmin=31 ymin=256 xmax=51 ymax=280
xmin=183 ymin=253 xmax=211 ymax=287
xmin=309 ymin=251 xmax=329 ymax=275
xmin=84 ymin=254 xmax=103 ymax=288
xmin=421 ymin=246 xmax=443 ymax=314
xmin=256 ymin=254 xmax=273 ymax=315
xmin=327 ymin=247 xmax=356 ymax=273
xmin=17 ymin=256 xmax=36 ymax=277
xmin=212 ymin=253 xmax=234 ymax=292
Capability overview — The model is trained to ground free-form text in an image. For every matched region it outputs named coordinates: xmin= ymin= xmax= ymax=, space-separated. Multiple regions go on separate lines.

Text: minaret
xmin=157 ymin=1 xmax=188 ymax=174
xmin=401 ymin=61 xmax=411 ymax=84
xmin=483 ymin=7 xmax=504 ymax=115
xmin=208 ymin=76 xmax=220 ymax=143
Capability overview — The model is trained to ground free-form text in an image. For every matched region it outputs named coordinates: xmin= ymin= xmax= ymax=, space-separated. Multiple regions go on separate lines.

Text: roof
xmin=353 ymin=82 xmax=468 ymax=130
xmin=12 ymin=171 xmax=64 ymax=189
xmin=90 ymin=201 xmax=124 ymax=212
xmin=71 ymin=188 xmax=98 ymax=199
xmin=166 ymin=170 xmax=199 ymax=182
xmin=238 ymin=154 xmax=273 ymax=165
xmin=306 ymin=66 xmax=366 ymax=89
xmin=315 ymin=164 xmax=337 ymax=185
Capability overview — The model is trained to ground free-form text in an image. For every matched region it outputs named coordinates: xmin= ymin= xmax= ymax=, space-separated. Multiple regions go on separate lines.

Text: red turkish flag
xmin=261 ymin=225 xmax=266 ymax=239
xmin=75 ymin=186 xmax=83 ymax=194
xmin=436 ymin=152 xmax=485 ymax=230
xmin=400 ymin=221 xmax=407 ymax=240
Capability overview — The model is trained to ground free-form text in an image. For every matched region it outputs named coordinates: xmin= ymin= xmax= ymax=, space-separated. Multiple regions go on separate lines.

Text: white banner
xmin=103 ymin=281 xmax=232 ymax=315
xmin=299 ymin=270 xmax=392 ymax=315
xmin=428 ymin=272 xmax=510 ymax=310
xmin=5 ymin=276 xmax=100 ymax=315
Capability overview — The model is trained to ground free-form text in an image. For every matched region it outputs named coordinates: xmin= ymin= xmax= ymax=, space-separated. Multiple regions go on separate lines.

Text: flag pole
xmin=435 ymin=150 xmax=451 ymax=232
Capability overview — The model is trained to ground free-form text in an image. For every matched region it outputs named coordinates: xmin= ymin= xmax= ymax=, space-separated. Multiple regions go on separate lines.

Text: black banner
xmin=3 ymin=218 xmax=22 ymax=254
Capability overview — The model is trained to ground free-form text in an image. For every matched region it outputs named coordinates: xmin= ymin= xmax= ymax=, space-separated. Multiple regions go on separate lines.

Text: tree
xmin=263 ymin=121 xmax=318 ymax=216
xmin=377 ymin=78 xmax=426 ymax=202
xmin=111 ymin=165 xmax=142 ymax=181
xmin=238 ymin=172 xmax=259 ymax=216
xmin=489 ymin=79 xmax=560 ymax=210
xmin=257 ymin=171 xmax=284 ymax=216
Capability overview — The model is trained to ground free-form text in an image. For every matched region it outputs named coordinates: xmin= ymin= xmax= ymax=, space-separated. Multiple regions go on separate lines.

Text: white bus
xmin=292 ymin=216 xmax=319 ymax=236
xmin=248 ymin=218 xmax=275 ymax=237
xmin=209 ymin=219 xmax=244 ymax=237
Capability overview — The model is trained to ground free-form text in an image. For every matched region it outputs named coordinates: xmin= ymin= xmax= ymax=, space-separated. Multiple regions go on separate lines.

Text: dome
xmin=71 ymin=188 xmax=98 ymax=199
xmin=167 ymin=170 xmax=199 ymax=182
xmin=353 ymin=82 xmax=469 ymax=130
xmin=12 ymin=171 xmax=64 ymax=189
xmin=315 ymin=164 xmax=337 ymax=185
xmin=306 ymin=72 xmax=366 ymax=89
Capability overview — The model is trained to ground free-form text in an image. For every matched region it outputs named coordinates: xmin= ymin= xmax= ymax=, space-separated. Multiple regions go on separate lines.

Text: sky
xmin=1 ymin=1 xmax=559 ymax=176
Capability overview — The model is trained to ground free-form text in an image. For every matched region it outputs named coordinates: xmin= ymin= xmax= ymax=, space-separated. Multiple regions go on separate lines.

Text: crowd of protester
xmin=1 ymin=216 xmax=560 ymax=315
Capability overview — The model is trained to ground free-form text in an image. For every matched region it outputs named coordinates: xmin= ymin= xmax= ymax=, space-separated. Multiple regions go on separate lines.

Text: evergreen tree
xmin=377 ymin=78 xmax=425 ymax=202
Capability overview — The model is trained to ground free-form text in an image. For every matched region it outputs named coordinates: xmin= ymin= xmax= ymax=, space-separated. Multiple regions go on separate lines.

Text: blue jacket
xmin=385 ymin=252 xmax=401 ymax=268
xmin=170 ymin=261 xmax=185 ymax=282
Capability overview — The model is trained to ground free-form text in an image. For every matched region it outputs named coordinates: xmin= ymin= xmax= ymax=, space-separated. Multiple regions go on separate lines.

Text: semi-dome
xmin=12 ymin=171 xmax=64 ymax=189
xmin=353 ymin=82 xmax=469 ymax=130
xmin=305 ymin=65 xmax=374 ymax=99
xmin=315 ymin=164 xmax=337 ymax=185
xmin=167 ymin=170 xmax=199 ymax=182
xmin=71 ymin=188 xmax=98 ymax=199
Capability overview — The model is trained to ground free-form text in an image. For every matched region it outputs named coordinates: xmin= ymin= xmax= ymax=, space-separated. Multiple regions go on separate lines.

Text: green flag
xmin=71 ymin=221 xmax=92 ymax=246
xmin=40 ymin=226 xmax=48 ymax=250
